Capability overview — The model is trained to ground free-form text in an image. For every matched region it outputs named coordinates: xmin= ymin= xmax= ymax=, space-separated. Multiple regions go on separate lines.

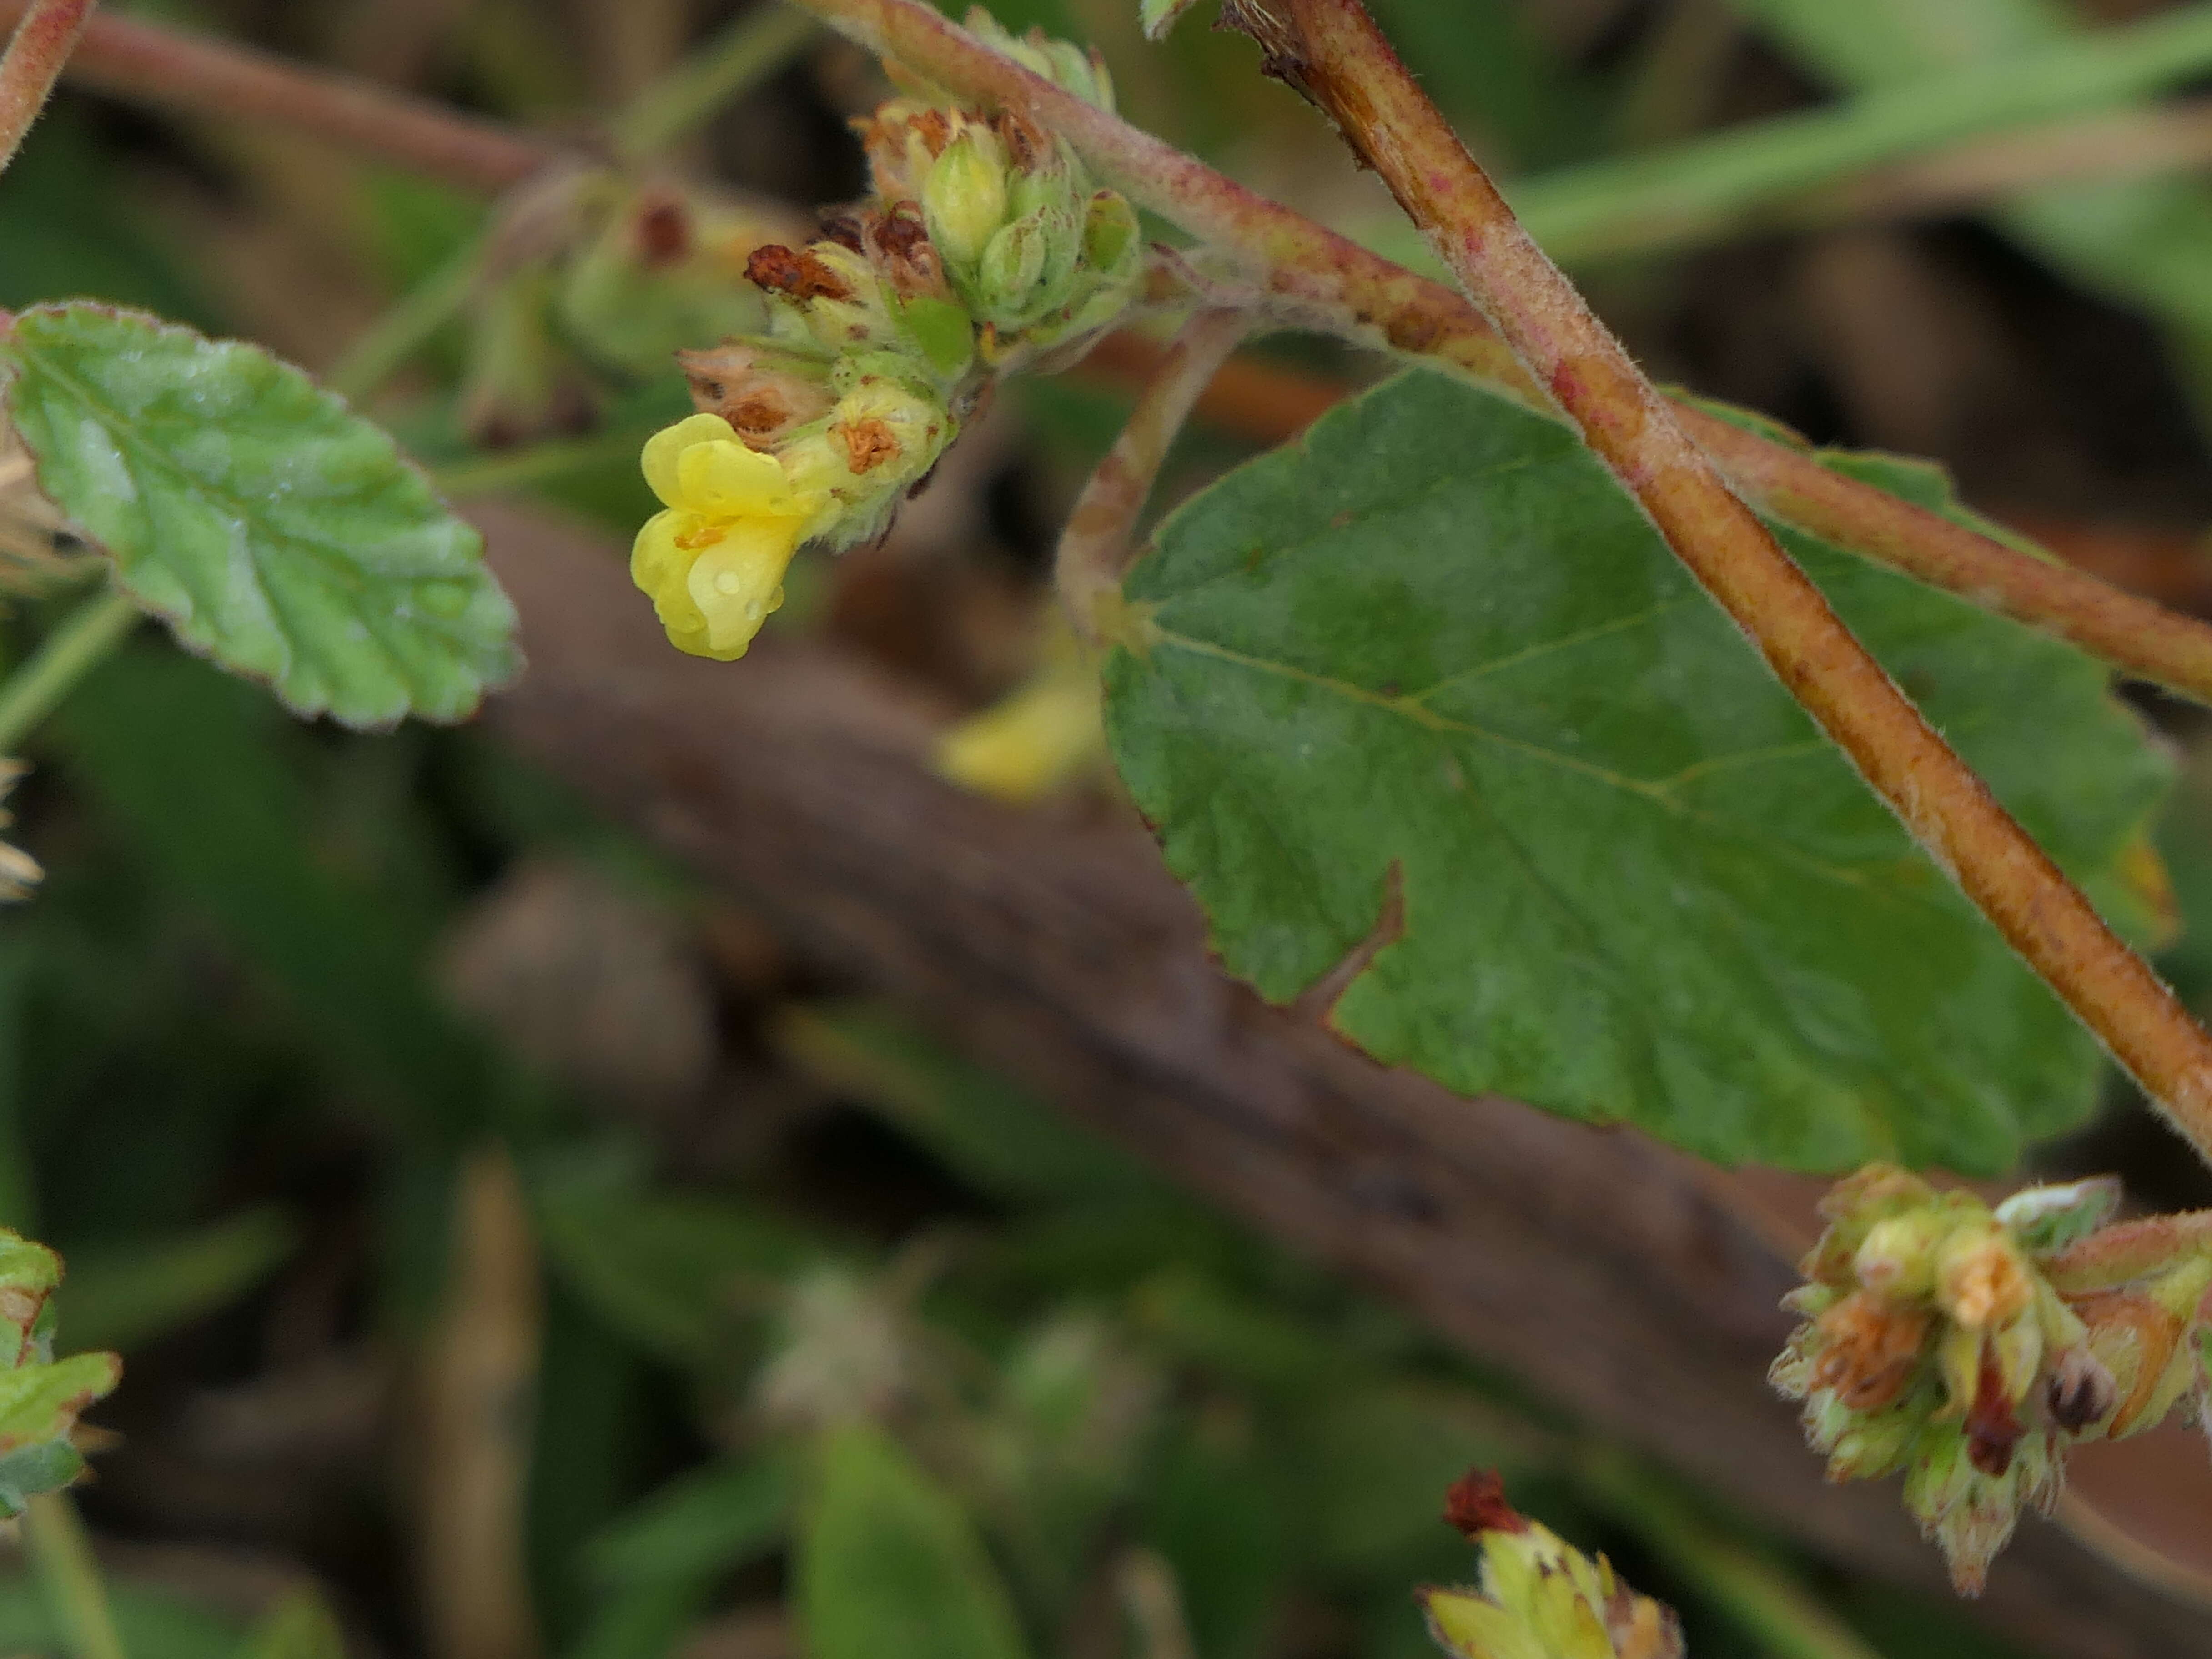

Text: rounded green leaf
xmin=1 ymin=303 xmax=520 ymax=726
xmin=1106 ymin=369 xmax=2171 ymax=1174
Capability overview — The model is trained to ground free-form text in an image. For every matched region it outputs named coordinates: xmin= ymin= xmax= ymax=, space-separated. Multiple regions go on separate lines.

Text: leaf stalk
xmin=1057 ymin=310 xmax=1249 ymax=643
xmin=0 ymin=587 xmax=137 ymax=753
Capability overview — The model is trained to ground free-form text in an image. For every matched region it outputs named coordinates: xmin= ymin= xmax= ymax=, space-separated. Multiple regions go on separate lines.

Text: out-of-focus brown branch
xmin=468 ymin=498 xmax=2212 ymax=1659
xmin=0 ymin=0 xmax=554 ymax=190
xmin=0 ymin=0 xmax=92 ymax=178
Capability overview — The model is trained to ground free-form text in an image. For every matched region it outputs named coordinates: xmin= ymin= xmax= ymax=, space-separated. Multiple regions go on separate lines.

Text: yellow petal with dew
xmin=684 ymin=515 xmax=805 ymax=659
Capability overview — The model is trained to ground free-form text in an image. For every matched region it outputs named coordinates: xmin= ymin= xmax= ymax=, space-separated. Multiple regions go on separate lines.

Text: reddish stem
xmin=1218 ymin=0 xmax=2212 ymax=1167
xmin=0 ymin=0 xmax=91 ymax=177
xmin=1057 ymin=310 xmax=1249 ymax=641
xmin=0 ymin=0 xmax=552 ymax=191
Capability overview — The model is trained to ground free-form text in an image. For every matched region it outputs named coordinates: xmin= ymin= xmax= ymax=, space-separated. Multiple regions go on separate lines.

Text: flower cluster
xmin=1772 ymin=1165 xmax=2212 ymax=1592
xmin=630 ymin=15 xmax=1146 ymax=662
xmin=1421 ymin=1470 xmax=1681 ymax=1659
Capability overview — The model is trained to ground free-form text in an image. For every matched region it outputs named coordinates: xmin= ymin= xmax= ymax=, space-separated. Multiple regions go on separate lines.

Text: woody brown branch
xmin=1215 ymin=0 xmax=2212 ymax=1165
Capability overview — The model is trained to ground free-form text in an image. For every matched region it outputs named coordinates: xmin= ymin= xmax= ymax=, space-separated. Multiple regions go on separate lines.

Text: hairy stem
xmin=0 ymin=0 xmax=552 ymax=190
xmin=786 ymin=0 xmax=2212 ymax=712
xmin=0 ymin=0 xmax=91 ymax=178
xmin=2045 ymin=1210 xmax=2212 ymax=1294
xmin=325 ymin=242 xmax=481 ymax=404
xmin=25 ymin=1494 xmax=126 ymax=1659
xmin=0 ymin=588 xmax=138 ymax=753
xmin=1233 ymin=0 xmax=2212 ymax=1161
xmin=1057 ymin=311 xmax=1248 ymax=642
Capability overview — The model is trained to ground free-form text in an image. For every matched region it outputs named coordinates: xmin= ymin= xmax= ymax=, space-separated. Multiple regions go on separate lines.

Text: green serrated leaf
xmin=1105 ymin=368 xmax=2169 ymax=1173
xmin=0 ymin=303 xmax=520 ymax=727
xmin=799 ymin=1423 xmax=1032 ymax=1659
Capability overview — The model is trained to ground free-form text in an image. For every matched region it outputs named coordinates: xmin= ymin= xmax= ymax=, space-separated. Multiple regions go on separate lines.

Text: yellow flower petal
xmin=676 ymin=435 xmax=796 ymax=517
xmin=684 ymin=516 xmax=804 ymax=659
xmin=631 ymin=508 xmax=714 ymax=654
xmin=642 ymin=412 xmax=741 ymax=508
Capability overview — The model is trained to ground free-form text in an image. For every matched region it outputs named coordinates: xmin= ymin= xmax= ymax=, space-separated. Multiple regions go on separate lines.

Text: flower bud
xmin=1994 ymin=1176 xmax=2122 ymax=1252
xmin=1934 ymin=1220 xmax=2033 ymax=1331
xmin=2045 ymin=1346 xmax=2117 ymax=1433
xmin=922 ymin=127 xmax=1010 ymax=275
xmin=965 ymin=10 xmax=1118 ymax=111
xmin=1423 ymin=1470 xmax=1683 ymax=1659
xmin=1853 ymin=1211 xmax=1950 ymax=1298
xmin=1774 ymin=1164 xmax=2205 ymax=1595
xmin=678 ymin=341 xmax=836 ymax=446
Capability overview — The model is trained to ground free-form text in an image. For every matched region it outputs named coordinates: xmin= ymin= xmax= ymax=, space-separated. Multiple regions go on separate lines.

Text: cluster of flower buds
xmin=1772 ymin=1165 xmax=2212 ymax=1592
xmin=1421 ymin=1469 xmax=1681 ymax=1659
xmin=0 ymin=1227 xmax=120 ymax=1513
xmin=630 ymin=14 xmax=1146 ymax=663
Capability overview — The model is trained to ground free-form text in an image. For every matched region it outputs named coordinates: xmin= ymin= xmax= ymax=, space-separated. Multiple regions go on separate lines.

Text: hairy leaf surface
xmin=2 ymin=303 xmax=519 ymax=725
xmin=1105 ymin=369 xmax=2169 ymax=1172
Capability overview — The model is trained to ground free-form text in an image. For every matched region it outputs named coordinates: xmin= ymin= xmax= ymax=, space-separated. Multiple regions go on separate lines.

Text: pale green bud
xmin=1934 ymin=1218 xmax=2033 ymax=1331
xmin=1081 ymin=189 xmax=1142 ymax=287
xmin=977 ymin=212 xmax=1051 ymax=320
xmin=1853 ymin=1212 xmax=1948 ymax=1299
xmin=1995 ymin=1175 xmax=2121 ymax=1252
xmin=965 ymin=10 xmax=1117 ymax=111
xmin=922 ymin=129 xmax=1010 ymax=275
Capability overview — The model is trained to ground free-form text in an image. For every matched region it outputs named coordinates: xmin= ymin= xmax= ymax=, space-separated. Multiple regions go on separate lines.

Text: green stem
xmin=1402 ymin=0 xmax=2212 ymax=269
xmin=431 ymin=427 xmax=654 ymax=498
xmin=325 ymin=241 xmax=482 ymax=404
xmin=24 ymin=1493 xmax=126 ymax=1659
xmin=1578 ymin=1451 xmax=1881 ymax=1659
xmin=608 ymin=1 xmax=820 ymax=161
xmin=0 ymin=588 xmax=138 ymax=753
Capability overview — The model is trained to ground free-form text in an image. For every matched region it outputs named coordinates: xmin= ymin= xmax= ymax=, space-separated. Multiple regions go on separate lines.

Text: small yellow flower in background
xmin=0 ymin=760 xmax=39 ymax=902
xmin=632 ymin=413 xmax=826 ymax=661
xmin=934 ymin=618 xmax=1103 ymax=804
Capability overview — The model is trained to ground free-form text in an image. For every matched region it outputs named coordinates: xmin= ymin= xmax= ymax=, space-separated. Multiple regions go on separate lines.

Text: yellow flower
xmin=631 ymin=412 xmax=825 ymax=661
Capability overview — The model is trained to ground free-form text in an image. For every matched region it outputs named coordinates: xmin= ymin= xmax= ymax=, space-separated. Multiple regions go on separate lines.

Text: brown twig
xmin=1216 ymin=0 xmax=2212 ymax=1167
xmin=0 ymin=0 xmax=553 ymax=191
xmin=1058 ymin=311 xmax=1249 ymax=642
xmin=0 ymin=0 xmax=91 ymax=177
xmin=788 ymin=0 xmax=2212 ymax=714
